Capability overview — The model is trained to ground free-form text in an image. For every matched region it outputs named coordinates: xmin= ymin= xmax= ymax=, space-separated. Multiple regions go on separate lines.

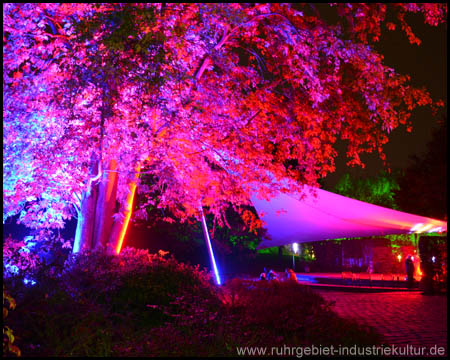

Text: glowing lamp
xmin=291 ymin=242 xmax=299 ymax=271
xmin=415 ymin=264 xmax=423 ymax=280
xmin=411 ymin=256 xmax=414 ymax=261
xmin=418 ymin=224 xmax=434 ymax=233
xmin=432 ymin=256 xmax=436 ymax=263
xmin=397 ymin=254 xmax=402 ymax=261
xmin=409 ymin=223 xmax=424 ymax=233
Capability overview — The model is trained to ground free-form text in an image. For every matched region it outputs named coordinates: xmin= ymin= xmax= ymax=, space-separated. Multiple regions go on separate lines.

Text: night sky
xmin=323 ymin=12 xmax=447 ymax=188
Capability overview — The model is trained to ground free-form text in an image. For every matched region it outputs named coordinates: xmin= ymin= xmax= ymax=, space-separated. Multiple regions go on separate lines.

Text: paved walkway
xmin=316 ymin=289 xmax=447 ymax=353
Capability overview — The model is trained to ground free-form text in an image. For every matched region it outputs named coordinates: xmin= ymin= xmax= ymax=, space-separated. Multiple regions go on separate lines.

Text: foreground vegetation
xmin=4 ymin=247 xmax=383 ymax=357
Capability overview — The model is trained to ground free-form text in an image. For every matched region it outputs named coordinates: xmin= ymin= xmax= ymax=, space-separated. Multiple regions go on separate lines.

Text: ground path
xmin=315 ymin=289 xmax=447 ymax=355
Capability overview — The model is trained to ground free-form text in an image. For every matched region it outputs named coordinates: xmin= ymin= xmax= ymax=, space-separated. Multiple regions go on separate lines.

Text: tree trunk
xmin=73 ymin=155 xmax=100 ymax=253
xmin=92 ymin=160 xmax=118 ymax=251
xmin=106 ymin=164 xmax=141 ymax=254
xmin=73 ymin=160 xmax=139 ymax=255
xmin=278 ymin=246 xmax=283 ymax=258
xmin=73 ymin=180 xmax=99 ymax=253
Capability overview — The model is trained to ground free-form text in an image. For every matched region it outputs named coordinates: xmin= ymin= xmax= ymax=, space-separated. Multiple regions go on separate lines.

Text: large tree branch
xmin=194 ymin=12 xmax=299 ymax=81
xmin=194 ymin=23 xmax=231 ymax=80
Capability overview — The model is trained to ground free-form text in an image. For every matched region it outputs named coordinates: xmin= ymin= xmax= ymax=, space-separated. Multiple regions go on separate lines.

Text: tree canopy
xmin=3 ymin=3 xmax=446 ymax=236
xmin=332 ymin=171 xmax=401 ymax=209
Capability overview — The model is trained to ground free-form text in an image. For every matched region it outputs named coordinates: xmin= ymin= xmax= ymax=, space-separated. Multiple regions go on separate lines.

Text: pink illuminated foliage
xmin=3 ymin=4 xmax=446 ymax=245
xmin=3 ymin=230 xmax=72 ymax=278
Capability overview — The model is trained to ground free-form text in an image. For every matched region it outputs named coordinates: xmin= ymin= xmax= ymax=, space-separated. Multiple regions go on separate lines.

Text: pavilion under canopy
xmin=251 ymin=187 xmax=447 ymax=249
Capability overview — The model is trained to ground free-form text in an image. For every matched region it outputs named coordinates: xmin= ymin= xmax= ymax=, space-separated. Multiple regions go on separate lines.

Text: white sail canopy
xmin=251 ymin=187 xmax=447 ymax=249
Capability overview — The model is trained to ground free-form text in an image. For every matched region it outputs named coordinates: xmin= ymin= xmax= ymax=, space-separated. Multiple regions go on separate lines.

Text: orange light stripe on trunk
xmin=115 ymin=164 xmax=140 ymax=254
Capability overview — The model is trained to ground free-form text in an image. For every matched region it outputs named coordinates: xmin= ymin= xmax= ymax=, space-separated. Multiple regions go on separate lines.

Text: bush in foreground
xmin=4 ymin=248 xmax=383 ymax=356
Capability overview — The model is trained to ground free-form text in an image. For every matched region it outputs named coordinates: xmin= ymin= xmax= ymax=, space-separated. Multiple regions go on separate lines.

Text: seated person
xmin=267 ymin=269 xmax=277 ymax=280
xmin=287 ymin=268 xmax=298 ymax=282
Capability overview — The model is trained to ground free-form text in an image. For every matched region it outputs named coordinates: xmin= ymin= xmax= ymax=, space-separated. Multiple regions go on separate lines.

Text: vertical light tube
xmin=107 ymin=163 xmax=141 ymax=255
xmin=200 ymin=209 xmax=222 ymax=285
xmin=115 ymin=180 xmax=138 ymax=254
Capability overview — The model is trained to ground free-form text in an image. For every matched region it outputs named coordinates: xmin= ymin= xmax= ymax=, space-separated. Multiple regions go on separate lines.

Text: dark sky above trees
xmin=323 ymin=12 xmax=446 ymax=188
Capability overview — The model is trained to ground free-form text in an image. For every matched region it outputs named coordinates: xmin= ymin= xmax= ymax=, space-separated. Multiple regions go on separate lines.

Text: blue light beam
xmin=200 ymin=209 xmax=222 ymax=285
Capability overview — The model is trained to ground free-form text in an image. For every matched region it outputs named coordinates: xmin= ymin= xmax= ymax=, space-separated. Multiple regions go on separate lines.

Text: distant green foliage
xmin=334 ymin=171 xmax=400 ymax=209
xmin=257 ymin=247 xmax=278 ymax=255
xmin=330 ymin=233 xmax=417 ymax=245
xmin=386 ymin=234 xmax=417 ymax=247
xmin=299 ymin=243 xmax=316 ymax=262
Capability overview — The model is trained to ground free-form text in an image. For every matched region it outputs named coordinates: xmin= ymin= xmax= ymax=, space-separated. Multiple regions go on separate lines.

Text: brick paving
xmin=316 ymin=289 xmax=447 ymax=353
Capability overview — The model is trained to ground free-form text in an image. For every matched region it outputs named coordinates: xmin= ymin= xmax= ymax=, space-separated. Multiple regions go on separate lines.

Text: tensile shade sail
xmin=251 ymin=187 xmax=447 ymax=249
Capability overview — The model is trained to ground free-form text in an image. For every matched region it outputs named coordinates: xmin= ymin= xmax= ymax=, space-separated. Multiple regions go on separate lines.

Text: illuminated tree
xmin=132 ymin=174 xmax=263 ymax=258
xmin=3 ymin=3 xmax=446 ymax=255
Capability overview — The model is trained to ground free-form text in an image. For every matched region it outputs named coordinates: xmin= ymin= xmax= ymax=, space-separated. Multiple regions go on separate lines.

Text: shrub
xmin=4 ymin=247 xmax=220 ymax=357
xmin=4 ymin=248 xmax=383 ymax=357
xmin=219 ymin=279 xmax=383 ymax=348
xmin=136 ymin=279 xmax=383 ymax=356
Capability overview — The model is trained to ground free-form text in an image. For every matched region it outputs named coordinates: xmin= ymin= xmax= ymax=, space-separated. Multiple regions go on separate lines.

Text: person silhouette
xmin=287 ymin=268 xmax=297 ymax=282
xmin=405 ymin=256 xmax=415 ymax=288
xmin=267 ymin=269 xmax=277 ymax=280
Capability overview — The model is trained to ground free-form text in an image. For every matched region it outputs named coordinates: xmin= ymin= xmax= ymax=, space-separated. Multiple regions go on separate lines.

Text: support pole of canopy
xmin=200 ymin=208 xmax=222 ymax=285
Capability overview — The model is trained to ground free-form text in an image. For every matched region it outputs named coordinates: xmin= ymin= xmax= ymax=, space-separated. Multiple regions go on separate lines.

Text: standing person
xmin=421 ymin=258 xmax=434 ymax=295
xmin=405 ymin=256 xmax=415 ymax=288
